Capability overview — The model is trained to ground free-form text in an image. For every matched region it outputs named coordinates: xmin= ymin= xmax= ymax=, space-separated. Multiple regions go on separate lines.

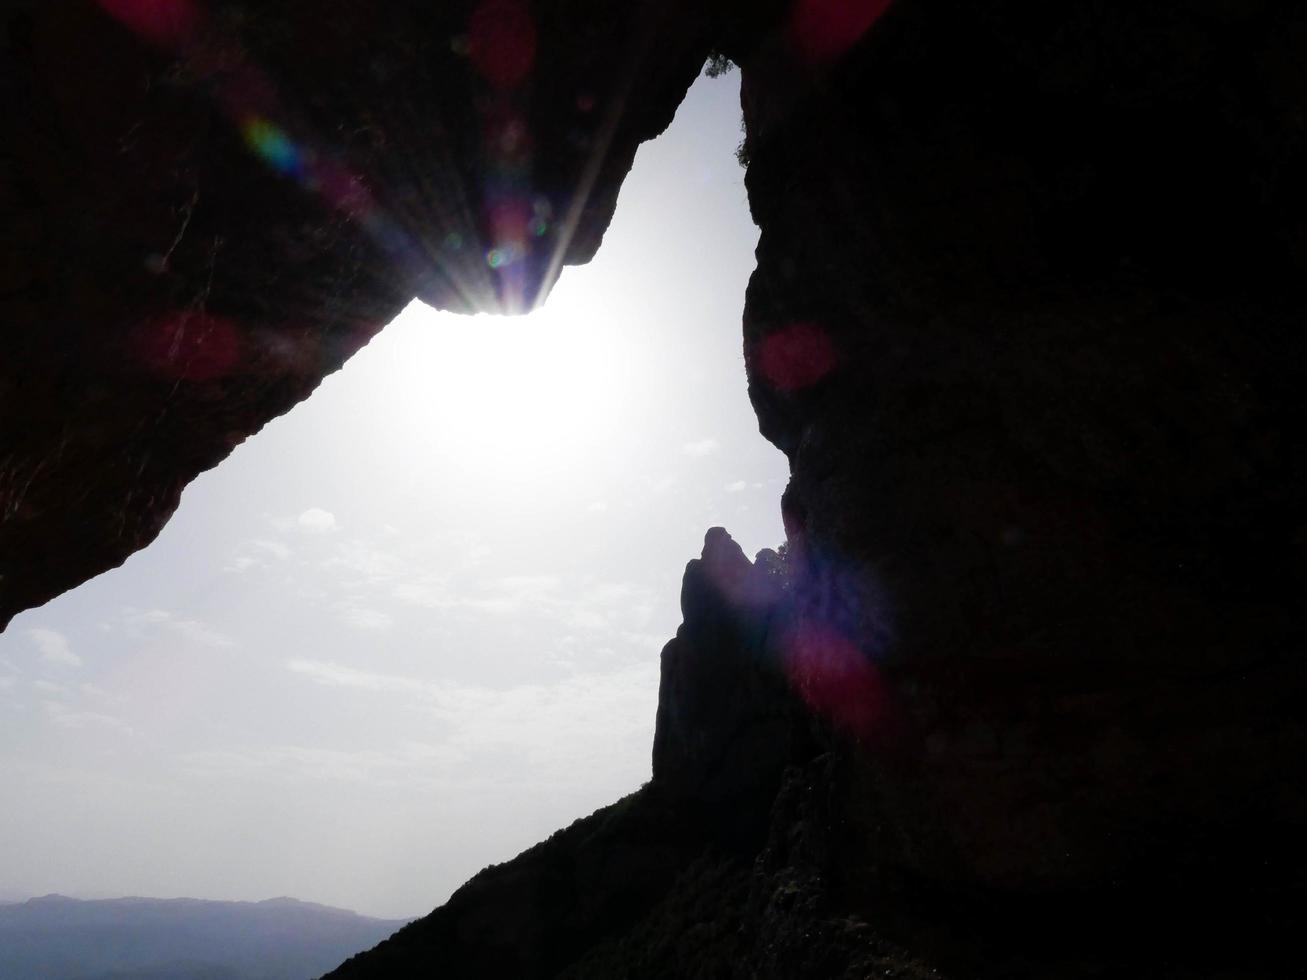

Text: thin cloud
xmin=682 ymin=438 xmax=720 ymax=457
xmin=562 ymin=608 xmax=609 ymax=631
xmin=283 ymin=659 xmax=660 ymax=785
xmin=297 ymin=507 xmax=338 ymax=533
xmin=391 ymin=573 xmax=658 ymax=636
xmin=725 ymin=480 xmax=748 ymax=493
xmin=258 ymin=540 xmax=292 ymax=559
xmin=618 ymin=630 xmax=668 ymax=653
xmin=79 ymin=682 xmax=119 ymax=703
xmin=287 ymin=659 xmax=427 ymax=696
xmin=27 ymin=629 xmax=81 ymax=668
xmin=321 ymin=539 xmax=407 ymax=587
xmin=341 ymin=607 xmax=394 ymax=631
xmin=180 ymin=741 xmax=465 ymax=786
xmin=224 ymin=538 xmax=293 ymax=573
xmin=0 ymin=656 xmax=18 ymax=692
xmin=497 ymin=575 xmax=562 ymax=596
xmin=42 ymin=700 xmax=132 ymax=734
xmin=391 ymin=574 xmax=453 ymax=608
xmin=123 ymin=608 xmax=236 ymax=649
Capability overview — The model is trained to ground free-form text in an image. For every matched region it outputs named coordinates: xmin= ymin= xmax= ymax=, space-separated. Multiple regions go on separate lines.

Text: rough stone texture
xmin=0 ymin=0 xmax=713 ymax=626
xmin=4 ymin=0 xmax=1306 ymax=976
xmin=734 ymin=0 xmax=1307 ymax=925
xmin=331 ymin=524 xmax=1301 ymax=978
xmin=324 ymin=533 xmax=922 ymax=980
xmin=652 ymin=528 xmax=805 ymax=845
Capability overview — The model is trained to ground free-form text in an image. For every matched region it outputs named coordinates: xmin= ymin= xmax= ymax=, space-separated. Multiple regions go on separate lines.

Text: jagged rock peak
xmin=652 ymin=528 xmax=807 ymax=848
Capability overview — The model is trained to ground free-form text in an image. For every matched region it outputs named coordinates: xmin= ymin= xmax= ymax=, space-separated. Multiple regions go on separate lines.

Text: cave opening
xmin=0 ymin=73 xmax=786 ymax=919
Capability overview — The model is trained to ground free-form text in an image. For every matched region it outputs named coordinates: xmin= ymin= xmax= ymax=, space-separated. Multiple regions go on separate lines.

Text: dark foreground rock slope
xmin=325 ymin=530 xmax=936 ymax=980
xmin=4 ymin=0 xmax=1306 ymax=977
xmin=327 ymin=526 xmax=1300 ymax=979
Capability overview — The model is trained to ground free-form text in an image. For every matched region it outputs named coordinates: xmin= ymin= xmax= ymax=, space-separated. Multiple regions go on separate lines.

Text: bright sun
xmin=372 ymin=287 xmax=626 ymax=486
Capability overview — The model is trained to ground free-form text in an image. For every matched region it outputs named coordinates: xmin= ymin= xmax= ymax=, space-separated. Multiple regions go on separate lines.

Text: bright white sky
xmin=0 ymin=74 xmax=785 ymax=919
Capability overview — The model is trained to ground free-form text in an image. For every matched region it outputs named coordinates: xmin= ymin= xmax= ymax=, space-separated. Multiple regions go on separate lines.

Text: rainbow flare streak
xmin=94 ymin=0 xmax=560 ymax=313
xmin=242 ymin=119 xmax=303 ymax=178
xmin=93 ymin=0 xmax=421 ymax=278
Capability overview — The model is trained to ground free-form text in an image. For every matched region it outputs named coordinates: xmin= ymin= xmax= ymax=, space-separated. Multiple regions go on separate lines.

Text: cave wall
xmin=734 ymin=0 xmax=1307 ymax=906
xmin=4 ymin=0 xmax=1307 ymax=975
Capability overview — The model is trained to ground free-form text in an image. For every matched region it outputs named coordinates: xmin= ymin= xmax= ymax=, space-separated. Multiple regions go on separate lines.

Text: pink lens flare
xmin=783 ymin=623 xmax=887 ymax=741
xmin=790 ymin=0 xmax=893 ymax=64
xmin=468 ymin=0 xmax=537 ymax=90
xmin=757 ymin=321 xmax=837 ymax=391
xmin=96 ymin=0 xmax=200 ymax=49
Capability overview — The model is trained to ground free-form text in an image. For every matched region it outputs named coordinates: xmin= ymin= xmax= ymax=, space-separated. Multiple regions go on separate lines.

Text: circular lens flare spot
xmin=489 ymin=198 xmax=531 ymax=242
xmin=790 ymin=0 xmax=893 ymax=64
xmin=96 ymin=0 xmax=200 ymax=48
xmin=242 ymin=118 xmax=303 ymax=178
xmin=467 ymin=0 xmax=537 ymax=89
xmin=783 ymin=624 xmax=885 ymax=740
xmin=757 ymin=321 xmax=837 ymax=391
xmin=487 ymin=246 xmax=522 ymax=269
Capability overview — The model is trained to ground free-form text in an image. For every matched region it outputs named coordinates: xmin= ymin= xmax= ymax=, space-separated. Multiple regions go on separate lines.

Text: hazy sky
xmin=0 ymin=73 xmax=784 ymax=919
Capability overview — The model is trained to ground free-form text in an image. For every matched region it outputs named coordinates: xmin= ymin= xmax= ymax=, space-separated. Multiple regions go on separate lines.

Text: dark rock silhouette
xmin=0 ymin=0 xmax=714 ymax=625
xmin=2 ymin=0 xmax=1305 ymax=976
xmin=324 ymin=531 xmax=933 ymax=979
xmin=735 ymin=0 xmax=1307 ymax=945
xmin=326 ymin=524 xmax=1304 ymax=977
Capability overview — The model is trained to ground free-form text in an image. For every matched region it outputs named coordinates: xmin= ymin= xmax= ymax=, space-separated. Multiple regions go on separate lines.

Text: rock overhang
xmin=3 ymin=4 xmax=1306 ymax=968
xmin=0 ymin=0 xmax=720 ymax=626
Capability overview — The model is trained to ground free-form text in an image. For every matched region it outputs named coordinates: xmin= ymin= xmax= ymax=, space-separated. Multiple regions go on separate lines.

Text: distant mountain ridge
xmin=0 ymin=894 xmax=410 ymax=980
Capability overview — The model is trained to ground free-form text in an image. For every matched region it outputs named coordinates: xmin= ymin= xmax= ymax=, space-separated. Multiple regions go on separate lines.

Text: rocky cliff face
xmin=324 ymin=530 xmax=937 ymax=980
xmin=3 ymin=1 xmax=1305 ymax=976
xmin=729 ymin=0 xmax=1306 ymax=968
xmin=331 ymin=524 xmax=1302 ymax=978
xmin=734 ymin=0 xmax=1307 ymax=916
xmin=0 ymin=0 xmax=713 ymax=625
